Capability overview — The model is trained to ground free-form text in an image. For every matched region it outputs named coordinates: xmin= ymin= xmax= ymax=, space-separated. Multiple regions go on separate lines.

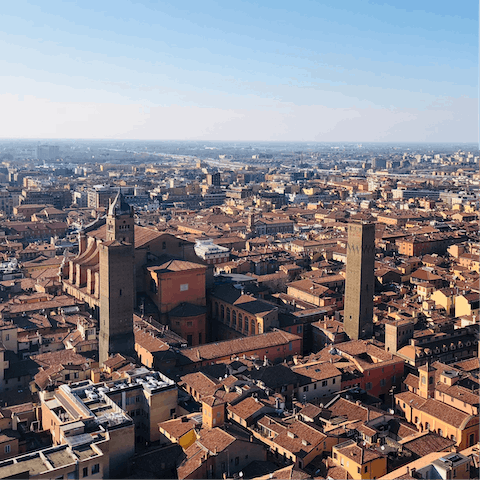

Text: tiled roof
xmin=401 ymin=432 xmax=456 ymax=456
xmin=179 ymin=330 xmax=300 ymax=363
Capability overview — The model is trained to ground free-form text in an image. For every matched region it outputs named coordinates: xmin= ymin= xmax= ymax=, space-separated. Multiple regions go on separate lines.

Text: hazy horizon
xmin=2 ymin=1 xmax=477 ymax=142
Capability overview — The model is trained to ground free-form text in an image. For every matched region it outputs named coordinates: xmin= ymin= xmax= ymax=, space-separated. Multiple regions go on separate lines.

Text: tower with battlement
xmin=344 ymin=222 xmax=375 ymax=340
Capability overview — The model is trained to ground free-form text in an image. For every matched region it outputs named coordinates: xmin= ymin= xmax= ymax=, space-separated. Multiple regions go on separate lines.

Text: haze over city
xmin=0 ymin=2 xmax=479 ymax=480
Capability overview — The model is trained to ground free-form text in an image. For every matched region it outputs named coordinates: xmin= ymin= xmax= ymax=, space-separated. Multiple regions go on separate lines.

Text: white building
xmin=194 ymin=239 xmax=230 ymax=265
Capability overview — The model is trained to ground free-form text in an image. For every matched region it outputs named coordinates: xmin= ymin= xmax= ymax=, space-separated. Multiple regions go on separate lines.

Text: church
xmin=60 ymin=191 xmax=209 ymax=362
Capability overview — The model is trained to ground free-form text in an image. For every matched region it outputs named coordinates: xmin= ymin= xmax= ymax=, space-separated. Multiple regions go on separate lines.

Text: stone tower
xmin=344 ymin=221 xmax=375 ymax=340
xmin=99 ymin=191 xmax=136 ymax=365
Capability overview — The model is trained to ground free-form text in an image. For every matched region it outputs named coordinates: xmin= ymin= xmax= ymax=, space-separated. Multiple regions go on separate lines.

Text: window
xmin=414 ymin=416 xmax=418 ymax=423
xmin=91 ymin=464 xmax=100 ymax=475
xmin=289 ymin=342 xmax=293 ymax=351
xmin=74 ymin=372 xmax=79 ymax=379
xmin=297 ymin=325 xmax=302 ymax=333
xmin=170 ymin=408 xmax=176 ymax=417
xmin=366 ymin=382 xmax=372 ymax=390
xmin=136 ymin=396 xmax=141 ymax=403
xmin=4 ymin=445 xmax=10 ymax=454
xmin=303 ymin=386 xmax=309 ymax=392
xmin=425 ymin=422 xmax=430 ymax=430
xmin=364 ymin=466 xmax=368 ymax=473
xmin=357 ymin=467 xmax=361 ymax=474
xmin=180 ymin=284 xmax=189 ymax=292
xmin=421 ymin=375 xmax=426 ymax=385
xmin=332 ymin=378 xmax=335 ymax=384
xmin=199 ymin=333 xmax=202 ymax=344
xmin=429 ymin=376 xmax=433 ymax=385
xmin=380 ymin=379 xmax=386 ymax=387
xmin=235 ymin=457 xmax=239 ymax=466
xmin=187 ymin=321 xmax=193 ymax=327
xmin=5 ymin=335 xmax=9 ymax=341
xmin=119 ymin=289 xmax=122 ymax=296
xmin=83 ymin=467 xmax=88 ymax=477
xmin=65 ymin=374 xmax=71 ymax=381
xmin=333 ymin=453 xmax=337 ymax=459
xmin=438 ymin=428 xmax=443 ymax=436
xmin=314 ymin=384 xmax=317 ymax=390
xmin=322 ymin=380 xmax=327 ymax=387
xmin=392 ymin=375 xmax=396 ymax=383
xmin=187 ymin=335 xmax=192 ymax=345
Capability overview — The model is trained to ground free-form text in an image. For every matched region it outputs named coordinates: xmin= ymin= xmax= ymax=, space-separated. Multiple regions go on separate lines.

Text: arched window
xmin=238 ymin=313 xmax=243 ymax=331
xmin=257 ymin=322 xmax=262 ymax=334
xmin=226 ymin=308 xmax=231 ymax=325
xmin=220 ymin=305 xmax=225 ymax=321
xmin=244 ymin=316 xmax=249 ymax=333
xmin=215 ymin=302 xmax=219 ymax=318
xmin=232 ymin=310 xmax=237 ymax=328
xmin=251 ymin=319 xmax=256 ymax=335
xmin=438 ymin=428 xmax=443 ymax=436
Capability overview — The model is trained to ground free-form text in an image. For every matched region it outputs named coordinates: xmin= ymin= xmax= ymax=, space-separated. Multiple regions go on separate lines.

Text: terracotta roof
xmin=227 ymin=396 xmax=266 ymax=420
xmin=32 ymin=350 xmax=90 ymax=368
xmin=179 ymin=330 xmax=301 ymax=363
xmin=335 ymin=441 xmax=384 ymax=464
xmin=397 ymin=391 xmax=473 ymax=428
xmin=158 ymin=415 xmax=199 ymax=440
xmin=147 ymin=259 xmax=206 ymax=273
xmin=401 ymin=432 xmax=456 ymax=456
xmin=134 ymin=327 xmax=169 ymax=353
xmin=196 ymin=427 xmax=236 ymax=453
xmin=292 ymin=362 xmax=342 ymax=382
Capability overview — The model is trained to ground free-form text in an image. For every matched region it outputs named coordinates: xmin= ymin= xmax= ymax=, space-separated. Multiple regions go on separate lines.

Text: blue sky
xmin=0 ymin=0 xmax=477 ymax=141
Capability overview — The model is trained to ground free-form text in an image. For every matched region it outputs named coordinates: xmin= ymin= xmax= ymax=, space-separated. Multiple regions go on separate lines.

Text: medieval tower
xmin=344 ymin=221 xmax=375 ymax=340
xmin=99 ymin=191 xmax=136 ymax=364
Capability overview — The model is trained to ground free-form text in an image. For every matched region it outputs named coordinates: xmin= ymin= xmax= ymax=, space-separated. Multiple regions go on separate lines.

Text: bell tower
xmin=99 ymin=191 xmax=136 ymax=365
xmin=418 ymin=362 xmax=436 ymax=399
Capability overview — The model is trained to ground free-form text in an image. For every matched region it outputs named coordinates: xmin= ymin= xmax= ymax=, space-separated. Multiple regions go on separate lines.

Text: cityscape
xmin=1 ymin=1 xmax=478 ymax=479
xmin=0 ymin=140 xmax=476 ymax=480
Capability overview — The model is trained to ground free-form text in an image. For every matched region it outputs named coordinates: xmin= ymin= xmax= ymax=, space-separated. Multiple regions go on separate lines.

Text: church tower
xmin=344 ymin=221 xmax=375 ymax=340
xmin=99 ymin=191 xmax=136 ymax=365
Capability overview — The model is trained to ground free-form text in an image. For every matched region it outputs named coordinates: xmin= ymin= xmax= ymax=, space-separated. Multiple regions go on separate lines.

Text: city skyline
xmin=1 ymin=1 xmax=477 ymax=142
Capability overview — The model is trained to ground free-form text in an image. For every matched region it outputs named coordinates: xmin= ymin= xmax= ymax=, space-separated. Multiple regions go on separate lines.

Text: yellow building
xmin=158 ymin=414 xmax=201 ymax=449
xmin=332 ymin=440 xmax=387 ymax=480
xmin=455 ymin=293 xmax=479 ymax=318
xmin=430 ymin=288 xmax=455 ymax=315
xmin=202 ymin=396 xmax=225 ymax=428
xmin=396 ymin=363 xmax=479 ymax=450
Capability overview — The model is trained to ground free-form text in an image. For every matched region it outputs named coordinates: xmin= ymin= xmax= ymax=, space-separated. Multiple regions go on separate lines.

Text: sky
xmin=0 ymin=0 xmax=477 ymax=142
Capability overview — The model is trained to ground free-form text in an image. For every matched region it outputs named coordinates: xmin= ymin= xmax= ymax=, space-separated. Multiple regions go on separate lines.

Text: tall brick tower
xmin=99 ymin=191 xmax=136 ymax=365
xmin=344 ymin=221 xmax=375 ymax=340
